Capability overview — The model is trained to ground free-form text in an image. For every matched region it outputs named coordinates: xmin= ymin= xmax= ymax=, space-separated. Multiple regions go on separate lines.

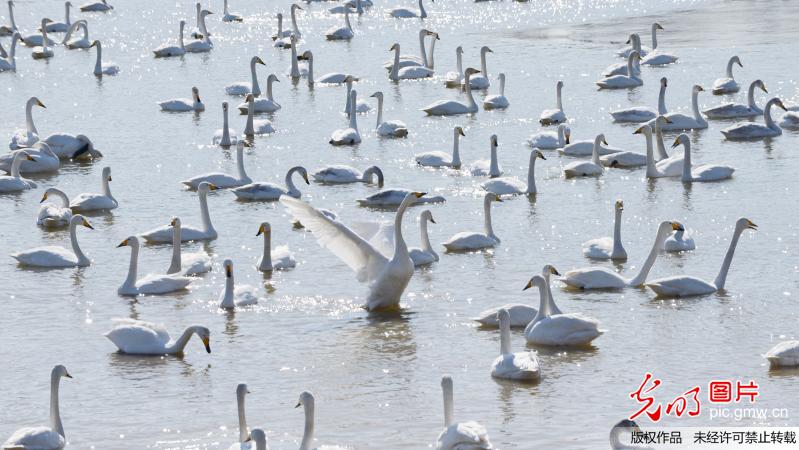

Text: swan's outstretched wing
xmin=280 ymin=196 xmax=389 ymax=282
xmin=349 ymin=221 xmax=395 ymax=258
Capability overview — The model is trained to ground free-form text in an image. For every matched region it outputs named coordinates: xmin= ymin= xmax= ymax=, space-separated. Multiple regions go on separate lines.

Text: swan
xmin=325 ymin=8 xmax=354 ymax=40
xmin=152 ymin=20 xmax=186 ymax=57
xmin=225 ymin=56 xmax=266 ymax=97
xmin=647 ymin=218 xmax=756 ymax=297
xmin=481 ymin=149 xmax=545 ymax=196
xmin=257 ymin=222 xmax=296 ymax=272
xmin=23 ymin=18 xmax=55 ymax=47
xmin=610 ymin=420 xmax=653 ymax=450
xmin=582 ymin=200 xmax=627 ymax=260
xmin=409 ymin=210 xmax=438 ymax=266
xmin=31 ymin=21 xmax=54 ymax=60
xmin=596 ymin=52 xmax=642 ymax=89
xmin=141 ymin=182 xmax=218 ymax=242
xmin=183 ymin=142 xmax=251 ymax=190
xmin=0 ymin=150 xmax=37 ymax=192
xmin=70 ymin=166 xmax=117 ymax=212
xmin=712 ymin=56 xmax=743 ymax=94
xmin=483 ymin=73 xmax=509 ymax=110
xmin=473 ymin=265 xmax=561 ymax=328
xmin=312 ymin=164 xmax=383 ymax=185
xmin=0 ymin=0 xmax=17 ymax=37
xmin=9 ymin=96 xmax=45 ymax=149
xmin=296 ymin=392 xmax=349 ymax=450
xmin=79 ymin=0 xmax=112 ymax=12
xmin=673 ymin=133 xmax=734 ymax=182
xmin=415 ymin=126 xmax=464 ymax=168
xmin=562 ymin=134 xmax=611 ymax=177
xmin=329 ymin=90 xmax=361 ymax=145
xmin=189 ymin=2 xmax=207 ymax=39
xmin=287 ymin=36 xmax=305 ymax=78
xmin=389 ymin=43 xmax=434 ymax=81
xmin=617 ymin=32 xmax=649 ymax=58
xmin=283 ymin=192 xmax=424 ymax=311
xmin=357 ymin=189 xmax=445 ymax=207
xmin=272 ymin=4 xmax=301 ymax=41
xmin=704 ymin=79 xmax=768 ymax=119
xmin=600 ymin=132 xmax=647 ymax=167
xmin=42 ymin=133 xmax=100 ymax=161
xmin=461 ymin=46 xmax=492 ymax=90
xmin=559 ymin=130 xmax=621 ymax=157
xmin=240 ymin=429 xmax=267 ymax=450
xmin=645 ymin=84 xmax=707 ymax=130
xmin=442 ymin=193 xmax=502 ymax=251
xmin=343 ymin=75 xmax=370 ymax=112
xmin=243 ymin=95 xmax=275 ymax=136
xmin=561 ymin=220 xmax=684 ymax=290
xmin=2 ymin=365 xmax=72 ymax=450
xmin=640 ymin=123 xmax=682 ymax=178
xmin=539 ymin=80 xmax=566 ymax=125
xmin=0 ymin=31 xmax=20 ymax=71
xmin=610 ymin=76 xmax=668 ymax=123
xmin=491 ymin=309 xmax=541 ymax=381
xmin=184 ymin=10 xmax=213 ymax=53
xmin=159 ymin=86 xmax=205 ymax=112
xmin=12 ymin=215 xmax=93 ymax=267
xmin=444 ymin=46 xmax=463 ymax=88
xmin=227 ymin=384 xmax=251 ymax=450
xmin=422 ymin=68 xmax=482 ymax=115
xmin=62 ymin=20 xmax=90 ymax=49
xmin=436 ymin=376 xmax=493 ymax=450
xmin=721 ymin=97 xmax=787 ymax=140
xmin=222 ymin=0 xmax=243 ymax=22
xmin=212 ymin=102 xmax=238 ymax=147
xmin=233 ymin=166 xmax=309 ymax=201
xmin=273 ymin=13 xmax=289 ymax=47
xmin=297 ymin=50 xmax=354 ymax=86
xmin=470 ymin=134 xmax=502 ymax=177
xmin=640 ymin=23 xmax=678 ymax=66
xmin=663 ymin=228 xmax=695 ymax=252
xmin=390 ymin=0 xmax=430 ymax=18
xmin=117 ymin=236 xmax=193 ymax=295
xmin=780 ymin=111 xmax=799 ymax=130
xmin=1 ymin=142 xmax=61 ymax=174
xmin=89 ymin=40 xmax=119 ymax=76
xmin=524 ymin=274 xmax=604 ymax=346
xmin=528 ymin=124 xmax=568 ymax=150
xmin=166 ymin=217 xmax=212 ymax=276
xmin=765 ymin=341 xmax=799 ymax=368
xmin=238 ymin=75 xmax=280 ymax=113
xmin=603 ymin=34 xmax=642 ymax=77
xmin=38 ymin=188 xmax=73 ymax=228
xmin=219 ymin=259 xmax=261 ymax=309
xmin=330 ymin=0 xmax=362 ymax=14
xmin=371 ymin=91 xmax=408 ymax=138
xmin=382 ymin=29 xmax=435 ymax=70
xmin=104 ymin=319 xmax=210 ymax=355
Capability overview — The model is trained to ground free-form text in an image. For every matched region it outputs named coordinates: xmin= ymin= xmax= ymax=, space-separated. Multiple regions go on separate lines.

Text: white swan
xmin=674 ymin=133 xmax=734 ymax=182
xmin=63 ymin=20 xmax=90 ymax=49
xmin=704 ymin=79 xmax=767 ymax=119
xmin=0 ymin=31 xmax=20 ymax=71
xmin=31 ymin=20 xmax=54 ymax=60
xmin=9 ymin=96 xmax=45 ymax=150
xmin=184 ymin=142 xmax=251 ymax=189
xmin=640 ymin=23 xmax=678 ymax=66
xmin=611 ymin=76 xmax=668 ymax=123
xmin=219 ymin=259 xmax=261 ymax=309
xmin=237 ymin=75 xmax=280 ymax=113
xmin=117 ymin=236 xmax=192 ymax=295
xmin=70 ymin=166 xmax=117 ymax=212
xmin=153 ymin=20 xmax=186 ymax=57
xmin=389 ymin=43 xmax=434 ymax=81
xmin=528 ymin=124 xmax=568 ymax=150
xmin=559 ymin=130 xmax=621 ymax=157
xmin=491 ymin=308 xmax=541 ymax=381
xmin=325 ymin=8 xmax=353 ymax=40
xmin=212 ymin=102 xmax=238 ymax=147
xmin=443 ymin=193 xmax=502 ymax=251
xmin=645 ymin=84 xmax=707 ymax=130
xmin=166 ymin=217 xmax=212 ymax=276
xmin=765 ymin=341 xmax=799 ymax=368
xmin=233 ymin=166 xmax=309 ymax=201
xmin=561 ymin=220 xmax=684 ymax=290
xmin=712 ymin=56 xmax=742 ymax=94
xmin=89 ymin=40 xmax=119 ymax=76
xmin=640 ymin=123 xmax=682 ymax=178
xmin=23 ymin=18 xmax=55 ymax=48
xmin=436 ymin=376 xmax=493 ymax=450
xmin=12 ymin=215 xmax=93 ymax=267
xmin=159 ymin=86 xmax=205 ymax=112
xmin=40 ymin=133 xmax=101 ymax=159
xmin=596 ymin=51 xmax=642 ymax=89
xmin=390 ymin=0 xmax=430 ymax=18
xmin=343 ymin=75 xmax=370 ymax=112
xmin=603 ymin=34 xmax=641 ymax=77
xmin=312 ymin=164 xmax=383 ymax=185
xmin=617 ymin=32 xmax=649 ymax=58
xmin=409 ymin=210 xmax=438 ymax=266
xmin=2 ymin=365 xmax=72 ymax=450
xmin=473 ymin=265 xmax=561 ymax=328
xmin=38 ymin=188 xmax=72 ymax=228
xmin=663 ymin=228 xmax=695 ymax=252
xmin=226 ymin=384 xmax=251 ymax=450
xmin=470 ymin=134 xmax=502 ymax=177
xmin=721 ymin=97 xmax=786 ymax=139
xmin=780 ymin=111 xmax=799 ymax=130
xmin=563 ymin=134 xmax=609 ymax=178
xmin=0 ymin=150 xmax=37 ymax=192
xmin=582 ymin=200 xmax=627 ymax=260
xmin=382 ymin=29 xmax=435 ymax=70
xmin=243 ymin=95 xmax=275 ymax=136
xmin=444 ymin=45 xmax=463 ymax=88
xmin=600 ymin=133 xmax=647 ymax=168
xmin=225 ymin=56 xmax=266 ymax=97
xmin=104 ymin=319 xmax=210 ymax=355
xmin=416 ymin=126 xmax=464 ymax=168
xmin=1 ymin=142 xmax=60 ymax=174
xmin=282 ymin=192 xmax=424 ymax=311
xmin=329 ymin=90 xmax=361 ymax=145
xmin=524 ymin=275 xmax=604 ymax=346
xmin=371 ymin=91 xmax=408 ymax=138
xmin=350 ymin=210 xmax=439 ymax=267
xmin=647 ymin=218 xmax=756 ymax=297
xmin=189 ymin=2 xmax=206 ymax=39
xmin=185 ymin=10 xmax=213 ymax=53
xmin=358 ymin=189 xmax=445 ymax=207
xmin=79 ymin=0 xmax=112 ymax=12
xmin=297 ymin=50 xmax=354 ymax=85
xmin=422 ymin=68 xmax=483 ymax=115
xmin=539 ymin=80 xmax=566 ymax=125
xmin=296 ymin=392 xmax=349 ymax=450
xmin=462 ymin=46 xmax=492 ymax=90
xmin=272 ymin=4 xmax=301 ymax=41
xmin=141 ymin=182 xmax=218 ymax=242
xmin=483 ymin=73 xmax=509 ymax=110
xmin=222 ymin=0 xmax=243 ymax=22
xmin=481 ymin=149 xmax=545 ymax=196
xmin=257 ymin=222 xmax=296 ymax=272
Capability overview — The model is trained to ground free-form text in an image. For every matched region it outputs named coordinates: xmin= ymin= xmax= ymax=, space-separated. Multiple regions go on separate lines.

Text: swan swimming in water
xmin=117 ymin=236 xmax=193 ymax=295
xmin=357 ymin=189 xmax=445 ymax=207
xmin=558 ymin=129 xmax=621 ymax=157
xmin=562 ymin=134 xmax=612 ymax=178
xmin=611 ymin=76 xmax=668 ymax=123
xmin=470 ymin=134 xmax=503 ymax=177
xmin=296 ymin=391 xmax=350 ymax=450
xmin=184 ymin=10 xmax=213 ymax=53
xmin=0 ymin=142 xmax=60 ymax=174
xmin=640 ymin=23 xmax=678 ymax=66
xmin=528 ymin=124 xmax=569 ymax=150
xmin=226 ymin=384 xmax=252 ymax=450
xmin=166 ymin=217 xmax=212 ymax=276
xmin=219 ymin=259 xmax=262 ymax=309
xmin=329 ymin=90 xmax=361 ymax=145
xmin=491 ymin=308 xmax=541 ymax=381
xmin=0 ymin=32 xmax=20 ymax=71
xmin=603 ymin=34 xmax=642 ymax=77
xmin=481 ymin=149 xmax=545 ymax=196
xmin=62 ymin=19 xmax=90 ymax=49
xmin=644 ymin=84 xmax=707 ymax=130
xmin=141 ymin=182 xmax=218 ymax=242
xmin=0 ymin=0 xmax=17 ymax=37
xmin=31 ymin=20 xmax=54 ymax=60
xmin=539 ymin=80 xmax=566 ymax=125
xmin=183 ymin=142 xmax=252 ymax=189
xmin=159 ymin=86 xmax=205 ymax=112
xmin=721 ymin=97 xmax=787 ymax=140
xmin=582 ymin=200 xmax=627 ymax=260
xmin=673 ymin=133 xmax=734 ymax=182
xmin=383 ymin=29 xmax=436 ymax=71
xmin=389 ymin=42 xmax=435 ymax=81
xmin=415 ymin=126 xmax=465 ymax=168
xmin=70 ymin=166 xmax=117 ymax=212
xmin=647 ymin=218 xmax=756 ymax=297
xmin=257 ymin=222 xmax=296 ymax=272
xmin=703 ymin=80 xmax=768 ymax=119
xmin=38 ymin=188 xmax=73 ymax=228
xmin=390 ymin=0 xmax=431 ymax=18
xmin=764 ymin=341 xmax=799 ymax=368
xmin=463 ymin=46 xmax=492 ymax=90
xmin=312 ymin=164 xmax=383 ymax=186
xmin=640 ymin=122 xmax=682 ymax=178
xmin=523 ymin=275 xmax=604 ymax=346
xmin=12 ymin=215 xmax=93 ymax=267
xmin=442 ymin=193 xmax=502 ymax=252
xmin=596 ymin=51 xmax=642 ymax=89
xmin=233 ymin=166 xmax=309 ymax=201
xmin=780 ymin=110 xmax=799 ymax=130
xmin=212 ymin=102 xmax=238 ymax=147
xmin=444 ymin=45 xmax=464 ymax=88
xmin=663 ymin=227 xmax=696 ymax=252
xmin=712 ymin=55 xmax=743 ymax=94
xmin=436 ymin=376 xmax=493 ymax=450
xmin=89 ymin=40 xmax=119 ymax=76
xmin=0 ymin=150 xmax=37 ymax=192
xmin=371 ymin=91 xmax=408 ymax=137
xmin=483 ymin=73 xmax=509 ymax=110
xmin=152 ymin=20 xmax=186 ymax=57
xmin=243 ymin=95 xmax=275 ymax=136
xmin=617 ymin=32 xmax=649 ymax=58
xmin=238 ymin=74 xmax=280 ymax=113
xmin=104 ymin=319 xmax=211 ymax=355
xmin=9 ymin=96 xmax=45 ymax=150
xmin=297 ymin=50 xmax=356 ymax=86
xmin=225 ymin=56 xmax=266 ymax=97
xmin=325 ymin=7 xmax=354 ymax=40
xmin=474 ymin=265 xmax=562 ymax=328
xmin=422 ymin=68 xmax=482 ymax=116
xmin=23 ymin=18 xmax=55 ymax=48
xmin=79 ymin=0 xmax=112 ymax=12
xmin=222 ymin=0 xmax=243 ymax=22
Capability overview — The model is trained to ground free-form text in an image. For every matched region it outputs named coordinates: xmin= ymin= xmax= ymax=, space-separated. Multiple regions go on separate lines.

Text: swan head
xmin=389 ymin=43 xmax=399 ymax=52
xmin=198 ymin=182 xmax=217 ymax=194
xmin=70 ymin=214 xmax=93 ymax=230
xmin=102 ymin=166 xmax=112 ymax=182
xmin=245 ymin=93 xmax=255 ymax=103
xmin=369 ymin=91 xmax=383 ymax=100
xmin=192 ymin=326 xmax=211 ymax=353
xmin=660 ymin=77 xmax=667 ymax=88
xmin=222 ymin=258 xmax=234 ymax=278
xmin=427 ymin=30 xmax=440 ymax=40
xmin=522 ymin=274 xmax=545 ymax=291
xmin=632 ymin=124 xmax=651 ymax=135
xmin=497 ymin=308 xmax=510 ymax=324
xmin=754 ymin=79 xmax=767 ymax=93
xmin=464 ymin=67 xmax=480 ymax=77
xmin=256 ymin=222 xmax=271 ymax=236
xmin=253 ymin=56 xmax=266 ymax=66
xmin=625 ymin=33 xmax=635 ymax=44
xmin=653 ymin=22 xmax=664 ymax=30
xmin=276 ymin=12 xmax=282 ymax=20
xmin=615 ymin=199 xmax=623 ymax=212
xmin=222 ymin=101 xmax=229 ymax=112
xmin=628 ymin=50 xmax=640 ymax=60
xmin=490 ymin=134 xmax=498 ymax=147
xmin=363 ymin=166 xmax=384 ymax=186
xmin=52 ymin=365 xmax=73 ymax=380
xmin=116 ymin=236 xmax=138 ymax=248
xmin=665 ymin=221 xmax=685 ymax=233
xmin=596 ymin=133 xmax=608 ymax=146
xmin=237 ymin=383 xmax=250 ymax=396
xmin=440 ymin=375 xmax=453 ymax=390
xmin=542 ymin=265 xmax=559 ymax=277
xmin=770 ymin=98 xmax=787 ymax=111
xmin=267 ymin=74 xmax=279 ymax=83
xmin=192 ymin=86 xmax=201 ymax=102
xmin=89 ymin=39 xmax=101 ymax=49
xmin=654 ymin=115 xmax=672 ymax=127
xmin=295 ymin=390 xmax=314 ymax=408
xmin=736 ymin=218 xmax=758 ymax=232
xmin=731 ymin=55 xmax=742 ymax=67
xmin=297 ymin=50 xmax=312 ymax=61
xmin=455 ymin=126 xmax=465 ymax=137
xmin=169 ymin=217 xmax=181 ymax=228
xmin=534 ymin=149 xmax=546 ymax=160
xmin=245 ymin=429 xmax=266 ymax=445
xmin=201 ymin=9 xmax=213 ymax=17
xmin=556 ymin=80 xmax=563 ymax=89
xmin=291 ymin=166 xmax=310 ymax=185
xmin=480 ymin=45 xmax=492 ymax=55
xmin=291 ymin=3 xmax=302 ymax=12
xmin=609 ymin=160 xmax=620 ymax=168
xmin=30 ymin=96 xmax=46 ymax=109
xmin=40 ymin=188 xmax=56 ymax=203
xmin=671 ymin=133 xmax=689 ymax=148
xmin=488 ymin=193 xmax=502 ymax=203
xmin=562 ymin=126 xmax=571 ymax=144
xmin=693 ymin=84 xmax=704 ymax=93
xmin=41 ymin=18 xmax=53 ymax=28
xmin=455 ymin=45 xmax=463 ymax=54
xmin=420 ymin=209 xmax=435 ymax=224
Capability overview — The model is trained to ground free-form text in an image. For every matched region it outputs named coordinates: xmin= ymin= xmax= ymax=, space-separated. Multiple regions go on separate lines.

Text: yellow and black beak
xmin=777 ymin=100 xmax=787 ymax=111
xmin=633 ymin=127 xmax=642 ymax=135
xmin=295 ymin=402 xmax=302 ymax=408
xmin=746 ymin=220 xmax=758 ymax=230
xmin=414 ymin=192 xmax=426 ymax=198
xmin=108 ymin=175 xmax=112 ymax=181
xmin=225 ymin=264 xmax=232 ymax=277
xmin=40 ymin=193 xmax=48 ymax=203
xmin=202 ymin=337 xmax=211 ymax=353
xmin=26 ymin=154 xmax=36 ymax=162
xmin=550 ymin=267 xmax=560 ymax=276
xmin=37 ymin=100 xmax=46 ymax=108
xmin=256 ymin=57 xmax=265 ymax=65
xmin=82 ymin=219 xmax=94 ymax=230
xmin=208 ymin=183 xmax=218 ymax=191
xmin=117 ymin=239 xmax=129 ymax=248
xmin=537 ymin=151 xmax=546 ymax=160
xmin=671 ymin=221 xmax=685 ymax=232
xmin=602 ymin=138 xmax=608 ymax=146
xmin=303 ymin=174 xmax=310 ymax=185
xmin=169 ymin=218 xmax=177 ymax=227
xmin=494 ymin=195 xmax=503 ymax=202
xmin=523 ymin=280 xmax=533 ymax=291
xmin=257 ymin=224 xmax=265 ymax=236
xmin=64 ymin=372 xmax=73 ymax=378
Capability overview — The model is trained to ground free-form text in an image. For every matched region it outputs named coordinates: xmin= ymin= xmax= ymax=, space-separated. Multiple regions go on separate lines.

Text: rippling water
xmin=2 ymin=0 xmax=799 ymax=448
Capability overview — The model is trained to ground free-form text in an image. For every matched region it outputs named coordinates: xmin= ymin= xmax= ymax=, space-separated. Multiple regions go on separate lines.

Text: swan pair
xmin=167 ymin=217 xmax=212 ymax=276
xmin=272 ymin=4 xmax=302 ymax=47
xmin=524 ymin=274 xmax=604 ymax=346
xmin=351 ymin=209 xmax=439 ymax=267
xmin=383 ymin=29 xmax=436 ymax=71
xmin=462 ymin=46 xmax=492 ymax=90
xmin=153 ymin=20 xmax=186 ymax=57
xmin=3 ymin=365 xmax=72 ymax=450
xmin=185 ymin=10 xmax=213 ymax=53
xmin=639 ymin=120 xmax=684 ymax=178
xmin=443 ymin=193 xmax=502 ymax=251
xmin=388 ymin=42 xmax=436 ymax=80
xmin=422 ymin=68 xmax=480 ymax=115
xmin=644 ymin=84 xmax=707 ymax=130
xmin=63 ymin=20 xmax=90 ymax=49
xmin=603 ymin=34 xmax=641 ymax=77
xmin=243 ymin=95 xmax=275 ymax=136
xmin=30 ymin=19 xmax=54 ymax=60
xmin=105 ymin=319 xmax=211 ymax=355
xmin=562 ymin=134 xmax=615 ymax=177
xmin=640 ymin=23 xmax=678 ymax=66
xmin=481 ymin=149 xmax=545 ymax=196
xmin=721 ymin=98 xmax=787 ymax=139
xmin=12 ymin=215 xmax=93 ymax=267
xmin=233 ymin=166 xmax=309 ymax=201
xmin=118 ymin=236 xmax=193 ymax=295
xmin=611 ymin=76 xmax=668 ymax=123
xmin=159 ymin=86 xmax=205 ymax=112
xmin=213 ymin=102 xmax=238 ymax=147
xmin=142 ymin=182 xmax=218 ymax=242
xmin=416 ymin=126 xmax=465 ymax=168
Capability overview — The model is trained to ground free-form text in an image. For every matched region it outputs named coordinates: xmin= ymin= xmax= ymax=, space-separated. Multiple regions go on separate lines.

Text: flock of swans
xmin=2 ymin=0 xmax=798 ymax=449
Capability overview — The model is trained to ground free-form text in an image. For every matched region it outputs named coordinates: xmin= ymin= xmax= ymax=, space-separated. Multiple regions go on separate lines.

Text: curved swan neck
xmin=250 ymin=58 xmax=261 ymax=97
xmin=479 ymin=48 xmax=489 ymax=77
xmin=300 ymin=399 xmax=315 ymax=450
xmin=651 ymin=23 xmax=658 ymax=49
xmin=167 ymin=327 xmax=198 ymax=354
xmin=483 ymin=196 xmax=495 ymax=239
xmin=389 ymin=45 xmax=400 ymax=81
xmin=747 ymin=82 xmax=757 ymax=109
xmin=420 ymin=218 xmax=434 ymax=254
xmin=591 ymin=136 xmax=601 ymax=166
xmin=50 ymin=370 xmax=64 ymax=438
xmin=69 ymin=218 xmax=88 ymax=265
xmin=290 ymin=5 xmax=300 ymax=35
xmin=200 ymin=13 xmax=210 ymax=43
xmin=527 ymin=280 xmax=550 ymax=327
xmin=464 ymin=71 xmax=476 ymax=109
xmin=168 ymin=223 xmax=181 ymax=274
xmin=199 ymin=187 xmax=214 ymax=234
xmin=612 ymin=207 xmax=624 ymax=256
xmin=725 ymin=57 xmax=736 ymax=79
xmin=236 ymin=388 xmax=248 ymax=442
xmin=51 ymin=189 xmax=69 ymax=207
xmin=657 ymin=81 xmax=667 ymax=115
xmin=285 ymin=167 xmax=303 ymax=196
xmin=714 ymin=225 xmax=745 ymax=289
xmin=526 ymin=151 xmax=537 ymax=194
xmin=628 ymin=223 xmax=671 ymax=286
xmin=392 ymin=196 xmax=414 ymax=260
xmin=93 ymin=41 xmax=102 ymax=74
xmin=10 ymin=151 xmax=24 ymax=178
xmin=343 ymin=9 xmax=351 ymax=31
xmin=178 ymin=21 xmax=185 ymax=49
xmin=645 ymin=128 xmax=659 ymax=177
xmin=266 ymin=76 xmax=275 ymax=101
xmin=418 ymin=0 xmax=426 ymax=18
xmin=764 ymin=99 xmax=777 ymax=129
xmin=123 ymin=240 xmax=139 ymax=290
xmin=25 ymin=98 xmax=38 ymax=135
xmin=681 ymin=139 xmax=692 ymax=182
xmin=8 ymin=33 xmax=18 ymax=66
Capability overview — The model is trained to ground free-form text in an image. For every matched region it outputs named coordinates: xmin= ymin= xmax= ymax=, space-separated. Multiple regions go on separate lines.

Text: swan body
xmin=463 ymin=46 xmax=492 ymax=90
xmin=583 ymin=200 xmax=627 ymax=260
xmin=237 ymin=74 xmax=280 ymax=113
xmin=721 ymin=98 xmax=786 ymax=139
xmin=444 ymin=45 xmax=464 ymax=88
xmin=153 ymin=20 xmax=186 ymax=57
xmin=491 ymin=308 xmax=541 ymax=381
xmin=0 ymin=142 xmax=60 ymax=174
xmin=483 ymin=73 xmax=508 ymax=109
xmin=371 ymin=91 xmax=408 ymax=138
xmin=222 ymin=0 xmax=243 ymax=22
xmin=673 ymin=133 xmax=734 ymax=182
xmin=42 ymin=134 xmax=101 ymax=159
xmin=325 ymin=8 xmax=354 ymax=40
xmin=422 ymin=67 xmax=480 ymax=115
xmin=2 ymin=365 xmax=71 ymax=450
xmin=104 ymin=319 xmax=210 ymax=355
xmin=474 ymin=266 xmax=561 ymax=328
xmin=529 ymin=124 xmax=568 ymax=150
xmin=611 ymin=76 xmax=668 ymax=122
xmin=780 ymin=111 xmax=799 ymax=130
xmin=647 ymin=218 xmax=756 ymax=297
xmin=559 ymin=135 xmax=622 ymax=157
xmin=706 ymin=79 xmax=768 ymax=119
xmin=312 ymin=165 xmax=383 ymax=185
xmin=257 ymin=222 xmax=296 ymax=271
xmin=416 ymin=126 xmax=464 ymax=168
xmin=712 ymin=56 xmax=742 ymax=94
xmin=470 ymin=134 xmax=503 ymax=177
xmin=225 ymin=56 xmax=265 ymax=96
xmin=272 ymin=4 xmax=302 ymax=41
xmin=640 ymin=23 xmax=677 ymax=65
xmin=0 ymin=32 xmax=20 ymax=71
xmin=358 ymin=189 xmax=445 ymax=207
xmin=596 ymin=52 xmax=642 ymax=89
xmin=159 ymin=86 xmax=205 ymax=112
xmin=117 ymin=236 xmax=192 ymax=295
xmin=443 ymin=194 xmax=501 ymax=251
xmin=219 ymin=259 xmax=261 ymax=308
xmin=243 ymin=95 xmax=275 ymax=135
xmin=89 ymin=40 xmax=118 ymax=75
xmin=765 ymin=341 xmax=799 ymax=368
xmin=79 ymin=0 xmax=111 ymax=12
xmin=12 ymin=215 xmax=93 ymax=267
xmin=10 ymin=96 xmax=45 ymax=150
xmin=23 ymin=18 xmax=55 ymax=48
xmin=663 ymin=229 xmax=695 ymax=252
xmin=645 ymin=85 xmax=707 ymax=130
xmin=539 ymin=81 xmax=566 ymax=125
xmin=233 ymin=166 xmax=309 ymax=201
xmin=0 ymin=150 xmax=37 ymax=192
xmin=62 ymin=20 xmax=90 ymax=49
xmin=481 ymin=149 xmax=545 ymax=195
xmin=600 ymin=150 xmax=646 ymax=168
xmin=166 ymin=217 xmax=212 ymax=276
xmin=436 ymin=376 xmax=493 ymax=450
xmin=213 ymin=102 xmax=238 ymax=147
xmin=141 ymin=182 xmax=217 ymax=242
xmin=563 ymin=134 xmax=608 ymax=177
xmin=70 ymin=166 xmax=117 ymax=212
xmin=330 ymin=90 xmax=361 ymax=145
xmin=38 ymin=188 xmax=72 ymax=228
xmin=389 ymin=0 xmax=429 ymax=18
xmin=523 ymin=275 xmax=604 ymax=346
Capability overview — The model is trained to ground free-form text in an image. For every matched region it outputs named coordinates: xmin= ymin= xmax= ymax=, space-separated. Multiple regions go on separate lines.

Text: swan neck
xmin=747 ymin=82 xmax=756 ymax=109
xmin=628 ymin=225 xmax=670 ymax=286
xmin=300 ymin=401 xmax=315 ymax=450
xmin=220 ymin=269 xmax=235 ymax=308
xmin=392 ymin=197 xmax=412 ymax=260
xmin=250 ymin=59 xmax=261 ymax=97
xmin=199 ymin=187 xmax=214 ymax=234
xmin=764 ymin=101 xmax=776 ymax=129
xmin=464 ymin=71 xmax=476 ymax=109
xmin=289 ymin=40 xmax=299 ymax=77
xmin=418 ymin=31 xmax=428 ymax=69
xmin=261 ymin=230 xmax=272 ymax=269
xmin=168 ymin=224 xmax=181 ymax=274
xmin=651 ymin=24 xmax=658 ymax=49
xmin=70 ymin=219 xmax=88 ymax=265
xmin=25 ymin=98 xmax=37 ymax=135
xmin=168 ymin=327 xmax=197 ymax=354
xmin=657 ymin=82 xmax=667 ymax=115
xmin=591 ymin=137 xmax=601 ymax=166
xmin=344 ymin=10 xmax=351 ymax=31
xmin=681 ymin=140 xmax=692 ymax=181
xmin=655 ymin=120 xmax=669 ymax=161
xmin=726 ymin=58 xmax=735 ymax=79
xmin=375 ymin=95 xmax=383 ymax=128
xmin=526 ymin=152 xmax=537 ymax=194
xmin=645 ymin=129 xmax=659 ymax=177
xmin=427 ymin=33 xmax=435 ymax=68
xmin=123 ymin=241 xmax=139 ymax=290
xmin=389 ymin=46 xmax=400 ymax=81
xmin=691 ymin=89 xmax=704 ymax=123
xmin=285 ymin=168 xmax=302 ymax=196
xmin=94 ymin=41 xmax=102 ymax=75
xmin=499 ymin=314 xmax=511 ymax=355
xmin=442 ymin=382 xmax=454 ymax=427
xmin=101 ymin=173 xmax=113 ymax=200
xmin=612 ymin=208 xmax=624 ymax=255
xmin=222 ymin=106 xmax=230 ymax=144
xmin=483 ymin=196 xmax=495 ymax=239
xmin=348 ymin=95 xmax=358 ymax=130
xmin=499 ymin=75 xmax=505 ymax=96
xmin=480 ymin=50 xmax=488 ymax=77
xmin=420 ymin=219 xmax=433 ymax=254
xmin=489 ymin=141 xmax=498 ymax=177
xmin=266 ymin=77 xmax=274 ymax=101
xmin=556 ymin=83 xmax=563 ymax=110
xmin=419 ymin=0 xmax=426 ymax=18
xmin=714 ymin=226 xmax=744 ymax=290
xmin=8 ymin=1 xmax=16 ymax=30
xmin=527 ymin=281 xmax=550 ymax=328
xmin=236 ymin=144 xmax=247 ymax=180
xmin=50 ymin=371 xmax=64 ymax=438
xmin=65 ymin=2 xmax=71 ymax=25
xmin=306 ymin=54 xmax=313 ymax=85
xmin=237 ymin=389 xmax=248 ymax=442
xmin=179 ymin=21 xmax=185 ymax=49
xmin=10 ymin=151 xmax=24 ymax=178
xmin=291 ymin=6 xmax=299 ymax=34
